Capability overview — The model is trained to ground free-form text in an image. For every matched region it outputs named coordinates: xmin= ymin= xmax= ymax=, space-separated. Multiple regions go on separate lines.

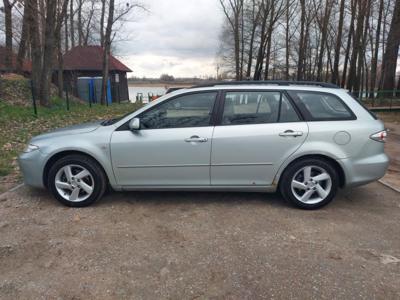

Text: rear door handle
xmin=279 ymin=130 xmax=303 ymax=137
xmin=185 ymin=135 xmax=208 ymax=143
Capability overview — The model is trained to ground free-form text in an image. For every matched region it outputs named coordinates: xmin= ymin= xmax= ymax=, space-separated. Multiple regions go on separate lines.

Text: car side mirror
xmin=128 ymin=118 xmax=140 ymax=131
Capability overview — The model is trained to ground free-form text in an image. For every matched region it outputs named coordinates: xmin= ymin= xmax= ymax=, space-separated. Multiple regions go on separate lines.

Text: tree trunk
xmin=64 ymin=9 xmax=69 ymax=51
xmin=77 ymin=0 xmax=83 ymax=46
xmin=100 ymin=0 xmax=106 ymax=47
xmin=233 ymin=13 xmax=241 ymax=80
xmin=332 ymin=0 xmax=345 ymax=84
xmin=39 ymin=0 xmax=57 ymax=106
xmin=39 ymin=0 xmax=69 ymax=106
xmin=245 ymin=0 xmax=259 ymax=79
xmin=100 ymin=0 xmax=115 ymax=105
xmin=28 ymin=0 xmax=42 ymax=102
xmin=264 ymin=3 xmax=276 ymax=80
xmin=70 ymin=0 xmax=75 ymax=47
xmin=16 ymin=0 xmax=30 ymax=74
xmin=58 ymin=38 xmax=64 ymax=98
xmin=239 ymin=3 xmax=244 ymax=80
xmin=285 ymin=0 xmax=290 ymax=80
xmin=297 ymin=0 xmax=306 ymax=81
xmin=347 ymin=0 xmax=365 ymax=91
xmin=341 ymin=0 xmax=357 ymax=88
xmin=369 ymin=0 xmax=384 ymax=98
xmin=380 ymin=0 xmax=400 ymax=93
xmin=2 ymin=0 xmax=14 ymax=71
xmin=316 ymin=0 xmax=333 ymax=81
xmin=354 ymin=0 xmax=371 ymax=95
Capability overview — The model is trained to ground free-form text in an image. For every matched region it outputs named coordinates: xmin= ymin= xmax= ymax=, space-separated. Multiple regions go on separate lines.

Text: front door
xmin=111 ymin=92 xmax=218 ymax=186
xmin=211 ymin=90 xmax=308 ymax=186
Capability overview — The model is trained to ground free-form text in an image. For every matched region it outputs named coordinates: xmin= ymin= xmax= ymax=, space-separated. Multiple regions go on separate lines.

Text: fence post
xmin=65 ymin=84 xmax=70 ymax=111
xmin=30 ymin=80 xmax=38 ymax=117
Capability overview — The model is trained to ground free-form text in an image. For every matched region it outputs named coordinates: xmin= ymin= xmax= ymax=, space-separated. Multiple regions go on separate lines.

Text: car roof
xmin=168 ymin=84 xmax=345 ymax=97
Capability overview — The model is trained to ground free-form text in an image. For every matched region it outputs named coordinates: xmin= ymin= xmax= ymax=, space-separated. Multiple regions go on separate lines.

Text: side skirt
xmin=117 ymin=185 xmax=277 ymax=193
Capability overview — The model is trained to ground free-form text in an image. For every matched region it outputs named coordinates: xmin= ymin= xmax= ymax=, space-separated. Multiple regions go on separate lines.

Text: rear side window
xmin=347 ymin=92 xmax=377 ymax=119
xmin=288 ymin=91 xmax=355 ymax=121
xmin=221 ymin=91 xmax=300 ymax=125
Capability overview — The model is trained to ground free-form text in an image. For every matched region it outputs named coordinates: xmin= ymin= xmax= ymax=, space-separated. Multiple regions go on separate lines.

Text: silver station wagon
xmin=19 ymin=81 xmax=389 ymax=209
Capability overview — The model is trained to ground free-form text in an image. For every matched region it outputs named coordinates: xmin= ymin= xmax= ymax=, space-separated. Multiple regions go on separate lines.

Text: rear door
xmin=211 ymin=90 xmax=308 ymax=186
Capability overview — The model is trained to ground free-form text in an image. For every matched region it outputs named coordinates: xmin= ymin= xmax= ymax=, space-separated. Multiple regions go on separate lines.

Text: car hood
xmin=31 ymin=121 xmax=102 ymax=143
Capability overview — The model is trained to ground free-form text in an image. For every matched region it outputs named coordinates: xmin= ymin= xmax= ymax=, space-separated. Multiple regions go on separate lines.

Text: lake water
xmin=128 ymin=86 xmax=167 ymax=103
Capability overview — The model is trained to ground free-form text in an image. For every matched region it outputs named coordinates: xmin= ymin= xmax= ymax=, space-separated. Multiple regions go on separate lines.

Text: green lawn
xmin=0 ymin=98 xmax=141 ymax=190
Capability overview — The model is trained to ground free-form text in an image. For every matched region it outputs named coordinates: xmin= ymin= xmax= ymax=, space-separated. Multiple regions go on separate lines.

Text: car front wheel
xmin=280 ymin=158 xmax=339 ymax=209
xmin=47 ymin=154 xmax=107 ymax=207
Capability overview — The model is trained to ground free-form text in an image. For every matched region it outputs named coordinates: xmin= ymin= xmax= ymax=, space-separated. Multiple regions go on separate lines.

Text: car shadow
xmin=99 ymin=189 xmax=287 ymax=208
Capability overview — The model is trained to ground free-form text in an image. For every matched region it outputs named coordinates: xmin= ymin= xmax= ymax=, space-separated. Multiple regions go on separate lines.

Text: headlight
xmin=23 ymin=144 xmax=40 ymax=153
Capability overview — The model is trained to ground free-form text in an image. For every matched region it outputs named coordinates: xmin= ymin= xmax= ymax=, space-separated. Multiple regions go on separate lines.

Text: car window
xmin=280 ymin=95 xmax=301 ymax=122
xmin=221 ymin=91 xmax=299 ymax=125
xmin=290 ymin=91 xmax=354 ymax=121
xmin=140 ymin=92 xmax=217 ymax=129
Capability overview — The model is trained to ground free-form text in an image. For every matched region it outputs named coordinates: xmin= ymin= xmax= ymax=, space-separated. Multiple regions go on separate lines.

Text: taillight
xmin=370 ymin=130 xmax=387 ymax=143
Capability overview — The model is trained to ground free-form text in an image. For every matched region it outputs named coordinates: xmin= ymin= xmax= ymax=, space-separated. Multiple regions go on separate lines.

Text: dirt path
xmin=0 ymin=183 xmax=399 ymax=299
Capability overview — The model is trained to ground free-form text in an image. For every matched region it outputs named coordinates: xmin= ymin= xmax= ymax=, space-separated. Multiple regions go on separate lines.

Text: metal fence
xmin=29 ymin=80 xmax=132 ymax=116
xmin=352 ymin=90 xmax=400 ymax=112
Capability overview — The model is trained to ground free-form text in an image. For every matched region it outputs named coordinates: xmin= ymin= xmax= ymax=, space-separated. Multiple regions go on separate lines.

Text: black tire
xmin=279 ymin=158 xmax=339 ymax=209
xmin=47 ymin=154 xmax=107 ymax=207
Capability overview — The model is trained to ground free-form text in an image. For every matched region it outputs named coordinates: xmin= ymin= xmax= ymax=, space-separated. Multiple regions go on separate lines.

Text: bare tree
xmin=381 ymin=0 xmax=400 ymax=92
xmin=219 ymin=0 xmax=244 ymax=80
xmin=369 ymin=0 xmax=385 ymax=98
xmin=38 ymin=0 xmax=69 ymax=106
xmin=1 ymin=0 xmax=18 ymax=71
xmin=16 ymin=0 xmax=30 ymax=74
xmin=100 ymin=0 xmax=114 ymax=105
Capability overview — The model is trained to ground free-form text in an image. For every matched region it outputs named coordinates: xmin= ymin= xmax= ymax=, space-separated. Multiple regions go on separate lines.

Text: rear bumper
xmin=18 ymin=150 xmax=46 ymax=189
xmin=338 ymin=153 xmax=390 ymax=188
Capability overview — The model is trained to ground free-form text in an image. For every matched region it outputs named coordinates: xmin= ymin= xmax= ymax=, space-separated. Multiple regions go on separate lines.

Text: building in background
xmin=59 ymin=46 xmax=132 ymax=103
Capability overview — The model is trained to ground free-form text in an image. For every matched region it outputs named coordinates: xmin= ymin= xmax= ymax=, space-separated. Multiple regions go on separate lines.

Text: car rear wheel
xmin=280 ymin=158 xmax=339 ymax=209
xmin=48 ymin=154 xmax=107 ymax=207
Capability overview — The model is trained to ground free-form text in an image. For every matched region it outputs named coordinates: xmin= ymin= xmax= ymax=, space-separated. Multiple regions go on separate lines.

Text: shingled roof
xmin=63 ymin=46 xmax=132 ymax=72
xmin=0 ymin=46 xmax=32 ymax=73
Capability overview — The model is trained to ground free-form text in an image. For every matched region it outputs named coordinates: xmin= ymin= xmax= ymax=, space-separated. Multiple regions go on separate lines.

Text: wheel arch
xmin=43 ymin=150 xmax=110 ymax=188
xmin=276 ymin=154 xmax=346 ymax=189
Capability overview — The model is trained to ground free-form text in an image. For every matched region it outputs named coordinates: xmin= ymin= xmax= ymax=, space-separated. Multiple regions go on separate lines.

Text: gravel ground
xmin=0 ymin=182 xmax=399 ymax=299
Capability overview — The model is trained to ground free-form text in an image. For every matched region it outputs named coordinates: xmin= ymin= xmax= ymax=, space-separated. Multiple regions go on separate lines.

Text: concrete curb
xmin=378 ymin=179 xmax=400 ymax=193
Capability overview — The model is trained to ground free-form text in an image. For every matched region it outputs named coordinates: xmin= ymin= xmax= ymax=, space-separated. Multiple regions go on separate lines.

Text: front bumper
xmin=339 ymin=153 xmax=390 ymax=188
xmin=18 ymin=150 xmax=47 ymax=188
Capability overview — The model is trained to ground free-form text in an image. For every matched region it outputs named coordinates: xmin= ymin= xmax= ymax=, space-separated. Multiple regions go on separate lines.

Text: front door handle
xmin=185 ymin=135 xmax=208 ymax=143
xmin=279 ymin=130 xmax=303 ymax=137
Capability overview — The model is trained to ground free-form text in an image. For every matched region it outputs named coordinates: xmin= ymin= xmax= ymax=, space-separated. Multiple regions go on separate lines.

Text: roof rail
xmin=192 ymin=80 xmax=340 ymax=89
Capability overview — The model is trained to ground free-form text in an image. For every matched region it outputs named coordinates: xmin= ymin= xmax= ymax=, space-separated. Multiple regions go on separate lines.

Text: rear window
xmin=347 ymin=92 xmax=377 ymax=120
xmin=288 ymin=91 xmax=355 ymax=121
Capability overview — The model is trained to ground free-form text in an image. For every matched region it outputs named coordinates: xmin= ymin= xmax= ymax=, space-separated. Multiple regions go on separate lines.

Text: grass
xmin=0 ymin=97 xmax=141 ymax=190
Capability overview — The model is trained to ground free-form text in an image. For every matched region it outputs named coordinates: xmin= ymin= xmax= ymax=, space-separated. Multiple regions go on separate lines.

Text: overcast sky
xmin=115 ymin=0 xmax=224 ymax=78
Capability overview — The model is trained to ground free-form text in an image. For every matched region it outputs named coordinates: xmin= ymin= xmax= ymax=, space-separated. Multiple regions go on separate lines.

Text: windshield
xmin=100 ymin=102 xmax=154 ymax=126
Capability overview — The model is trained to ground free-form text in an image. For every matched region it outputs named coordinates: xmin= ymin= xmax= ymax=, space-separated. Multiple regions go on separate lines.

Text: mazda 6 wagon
xmin=19 ymin=81 xmax=389 ymax=209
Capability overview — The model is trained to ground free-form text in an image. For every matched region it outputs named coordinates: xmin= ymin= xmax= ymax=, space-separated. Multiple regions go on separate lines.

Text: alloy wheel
xmin=291 ymin=165 xmax=332 ymax=204
xmin=55 ymin=164 xmax=94 ymax=202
